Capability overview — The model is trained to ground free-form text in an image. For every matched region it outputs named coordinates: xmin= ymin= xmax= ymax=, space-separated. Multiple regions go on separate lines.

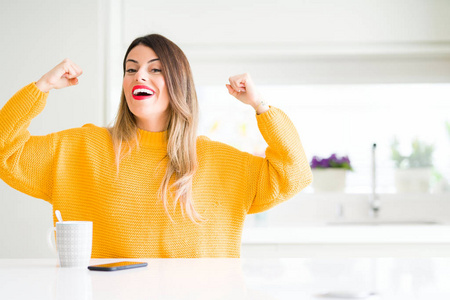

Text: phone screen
xmin=88 ymin=261 xmax=148 ymax=271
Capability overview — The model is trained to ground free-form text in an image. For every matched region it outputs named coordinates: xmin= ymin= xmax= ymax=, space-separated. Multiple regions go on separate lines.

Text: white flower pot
xmin=394 ymin=167 xmax=432 ymax=193
xmin=312 ymin=169 xmax=347 ymax=192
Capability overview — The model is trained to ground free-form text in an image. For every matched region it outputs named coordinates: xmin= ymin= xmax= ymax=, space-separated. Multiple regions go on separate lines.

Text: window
xmin=197 ymin=84 xmax=450 ymax=194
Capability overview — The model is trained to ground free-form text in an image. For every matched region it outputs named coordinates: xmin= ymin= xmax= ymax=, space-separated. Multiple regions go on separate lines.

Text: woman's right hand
xmin=35 ymin=58 xmax=83 ymax=93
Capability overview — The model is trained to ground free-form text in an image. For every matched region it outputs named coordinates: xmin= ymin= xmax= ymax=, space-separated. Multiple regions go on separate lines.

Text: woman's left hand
xmin=226 ymin=73 xmax=263 ymax=109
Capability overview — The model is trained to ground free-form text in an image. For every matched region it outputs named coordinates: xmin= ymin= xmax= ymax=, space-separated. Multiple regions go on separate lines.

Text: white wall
xmin=0 ymin=0 xmax=105 ymax=257
xmin=104 ymin=0 xmax=450 ymax=122
xmin=121 ymin=0 xmax=450 ymax=84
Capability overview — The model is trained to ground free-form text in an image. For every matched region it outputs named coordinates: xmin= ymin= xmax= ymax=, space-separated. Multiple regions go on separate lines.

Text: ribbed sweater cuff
xmin=29 ymin=81 xmax=49 ymax=100
xmin=255 ymin=105 xmax=277 ymax=122
xmin=9 ymin=82 xmax=48 ymax=119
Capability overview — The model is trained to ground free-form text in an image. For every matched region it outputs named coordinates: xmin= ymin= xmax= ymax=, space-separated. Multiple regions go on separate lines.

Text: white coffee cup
xmin=48 ymin=221 xmax=93 ymax=268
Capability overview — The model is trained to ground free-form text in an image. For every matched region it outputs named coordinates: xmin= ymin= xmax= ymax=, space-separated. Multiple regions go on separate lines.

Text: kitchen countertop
xmin=1 ymin=258 xmax=449 ymax=299
xmin=242 ymin=224 xmax=450 ymax=244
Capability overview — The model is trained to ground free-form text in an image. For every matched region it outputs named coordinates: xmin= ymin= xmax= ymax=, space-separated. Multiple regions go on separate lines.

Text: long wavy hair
xmin=107 ymin=34 xmax=202 ymax=223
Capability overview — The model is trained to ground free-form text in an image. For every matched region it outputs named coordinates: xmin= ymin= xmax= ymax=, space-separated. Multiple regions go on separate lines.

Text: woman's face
xmin=123 ymin=45 xmax=170 ymax=125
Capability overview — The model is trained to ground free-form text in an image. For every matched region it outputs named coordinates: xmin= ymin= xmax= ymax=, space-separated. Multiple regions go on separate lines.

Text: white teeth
xmin=133 ymin=88 xmax=154 ymax=95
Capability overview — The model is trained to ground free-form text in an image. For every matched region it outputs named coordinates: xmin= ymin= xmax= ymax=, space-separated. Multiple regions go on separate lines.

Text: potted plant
xmin=390 ymin=137 xmax=434 ymax=193
xmin=310 ymin=154 xmax=353 ymax=192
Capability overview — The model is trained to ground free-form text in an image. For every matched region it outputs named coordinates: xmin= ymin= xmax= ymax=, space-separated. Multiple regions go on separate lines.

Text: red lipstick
xmin=132 ymin=85 xmax=155 ymax=100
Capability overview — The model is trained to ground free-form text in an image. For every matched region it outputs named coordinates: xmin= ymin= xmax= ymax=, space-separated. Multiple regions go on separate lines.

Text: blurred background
xmin=1 ymin=0 xmax=450 ymax=258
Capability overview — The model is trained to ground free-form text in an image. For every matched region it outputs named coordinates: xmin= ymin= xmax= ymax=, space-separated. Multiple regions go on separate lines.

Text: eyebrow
xmin=126 ymin=58 xmax=160 ymax=64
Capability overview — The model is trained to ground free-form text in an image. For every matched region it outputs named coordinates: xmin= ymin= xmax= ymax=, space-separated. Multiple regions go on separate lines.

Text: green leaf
xmin=391 ymin=136 xmax=434 ymax=169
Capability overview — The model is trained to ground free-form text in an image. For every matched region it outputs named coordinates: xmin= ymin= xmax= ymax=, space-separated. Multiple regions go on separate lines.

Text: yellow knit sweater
xmin=0 ymin=82 xmax=312 ymax=258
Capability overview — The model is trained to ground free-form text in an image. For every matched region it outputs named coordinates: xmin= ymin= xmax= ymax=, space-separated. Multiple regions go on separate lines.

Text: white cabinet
xmin=241 ymin=226 xmax=450 ymax=257
xmin=242 ymin=244 xmax=450 ymax=258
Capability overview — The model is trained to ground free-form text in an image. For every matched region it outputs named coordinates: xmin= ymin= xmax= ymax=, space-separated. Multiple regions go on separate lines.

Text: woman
xmin=0 ymin=34 xmax=312 ymax=258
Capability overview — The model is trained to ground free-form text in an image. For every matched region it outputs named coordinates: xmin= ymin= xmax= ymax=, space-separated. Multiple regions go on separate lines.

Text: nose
xmin=135 ymin=68 xmax=147 ymax=82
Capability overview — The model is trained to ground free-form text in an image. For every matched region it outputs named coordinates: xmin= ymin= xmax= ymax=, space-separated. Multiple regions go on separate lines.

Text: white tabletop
xmin=1 ymin=258 xmax=450 ymax=299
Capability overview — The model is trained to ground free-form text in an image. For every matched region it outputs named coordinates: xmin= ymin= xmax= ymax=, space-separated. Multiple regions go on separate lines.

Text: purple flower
xmin=321 ymin=159 xmax=330 ymax=168
xmin=310 ymin=153 xmax=353 ymax=171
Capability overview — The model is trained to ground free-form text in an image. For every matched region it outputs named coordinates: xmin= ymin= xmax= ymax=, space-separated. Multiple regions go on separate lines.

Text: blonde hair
xmin=107 ymin=34 xmax=202 ymax=223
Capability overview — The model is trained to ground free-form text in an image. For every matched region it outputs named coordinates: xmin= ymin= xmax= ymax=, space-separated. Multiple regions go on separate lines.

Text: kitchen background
xmin=0 ymin=0 xmax=450 ymax=258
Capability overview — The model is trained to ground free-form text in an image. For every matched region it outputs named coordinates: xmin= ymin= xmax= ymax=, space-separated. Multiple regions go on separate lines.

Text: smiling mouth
xmin=132 ymin=86 xmax=155 ymax=100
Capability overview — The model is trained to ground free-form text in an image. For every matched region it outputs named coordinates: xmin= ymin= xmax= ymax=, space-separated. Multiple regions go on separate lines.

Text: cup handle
xmin=47 ymin=227 xmax=57 ymax=254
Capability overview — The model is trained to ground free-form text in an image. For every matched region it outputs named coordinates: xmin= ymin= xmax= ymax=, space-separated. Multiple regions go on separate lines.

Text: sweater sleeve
xmin=246 ymin=106 xmax=312 ymax=214
xmin=0 ymin=82 xmax=54 ymax=203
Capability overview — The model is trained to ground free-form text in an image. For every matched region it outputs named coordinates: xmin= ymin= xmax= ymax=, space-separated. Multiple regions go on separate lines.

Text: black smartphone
xmin=88 ymin=261 xmax=148 ymax=271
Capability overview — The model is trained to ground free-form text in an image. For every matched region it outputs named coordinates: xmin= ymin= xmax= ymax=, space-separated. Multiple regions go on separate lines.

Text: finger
xmin=226 ymin=84 xmax=235 ymax=95
xmin=71 ymin=62 xmax=83 ymax=77
xmin=230 ymin=82 xmax=240 ymax=93
xmin=64 ymin=65 xmax=79 ymax=79
xmin=226 ymin=84 xmax=240 ymax=96
xmin=68 ymin=77 xmax=79 ymax=86
xmin=228 ymin=77 xmax=242 ymax=93
xmin=241 ymin=74 xmax=253 ymax=89
xmin=233 ymin=77 xmax=248 ymax=92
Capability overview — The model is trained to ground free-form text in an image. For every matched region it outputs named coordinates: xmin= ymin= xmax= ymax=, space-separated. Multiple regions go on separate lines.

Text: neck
xmin=136 ymin=112 xmax=169 ymax=132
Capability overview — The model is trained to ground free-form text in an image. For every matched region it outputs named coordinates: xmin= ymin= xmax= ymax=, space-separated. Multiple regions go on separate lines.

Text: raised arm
xmin=246 ymin=106 xmax=312 ymax=214
xmin=0 ymin=59 xmax=82 ymax=202
xmin=225 ymin=73 xmax=312 ymax=214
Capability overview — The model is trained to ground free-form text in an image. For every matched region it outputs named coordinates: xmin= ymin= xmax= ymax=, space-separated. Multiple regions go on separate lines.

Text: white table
xmin=1 ymin=258 xmax=450 ymax=299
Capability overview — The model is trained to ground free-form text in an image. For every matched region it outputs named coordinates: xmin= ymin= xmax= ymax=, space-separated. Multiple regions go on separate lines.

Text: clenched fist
xmin=225 ymin=73 xmax=268 ymax=114
xmin=35 ymin=58 xmax=83 ymax=93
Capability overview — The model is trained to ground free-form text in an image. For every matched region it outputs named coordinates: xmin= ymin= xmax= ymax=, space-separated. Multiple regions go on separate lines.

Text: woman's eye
xmin=125 ymin=68 xmax=161 ymax=74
